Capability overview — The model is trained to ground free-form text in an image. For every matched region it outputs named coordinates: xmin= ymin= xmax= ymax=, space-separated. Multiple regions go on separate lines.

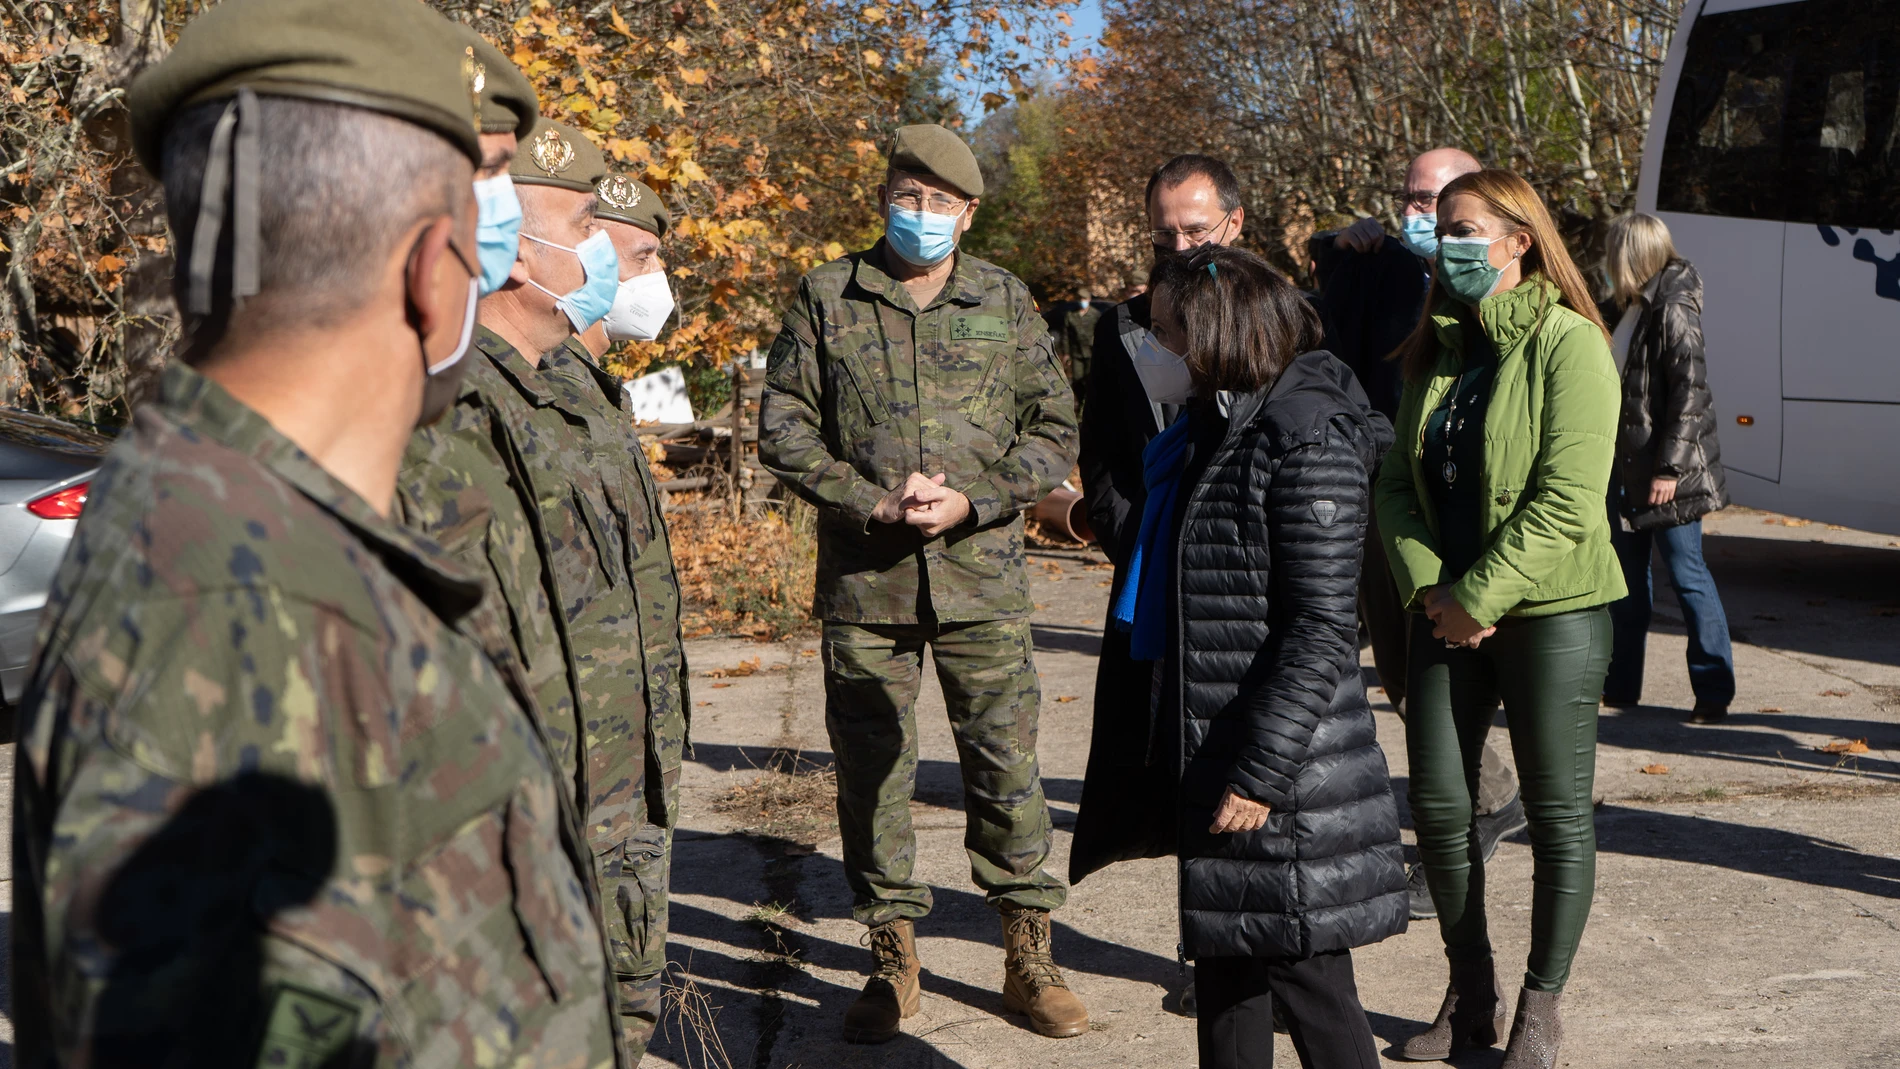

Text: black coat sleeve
xmin=1225 ymin=428 xmax=1369 ymax=810
xmin=1652 ymin=269 xmax=1709 ymax=478
xmin=1079 ymin=308 xmax=1144 ymax=566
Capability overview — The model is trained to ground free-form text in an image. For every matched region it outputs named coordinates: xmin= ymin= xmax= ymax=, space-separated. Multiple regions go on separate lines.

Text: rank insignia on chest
xmin=950 ymin=315 xmax=1010 ymax=343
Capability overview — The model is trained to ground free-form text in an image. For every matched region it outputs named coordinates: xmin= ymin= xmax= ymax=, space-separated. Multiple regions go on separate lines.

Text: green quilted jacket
xmin=1375 ymin=277 xmax=1628 ymax=627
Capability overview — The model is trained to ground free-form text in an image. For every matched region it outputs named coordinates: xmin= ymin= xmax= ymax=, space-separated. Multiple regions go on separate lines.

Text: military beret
xmin=887 ymin=123 xmax=984 ymax=199
xmin=594 ymin=174 xmax=671 ymax=238
xmin=510 ymin=118 xmax=608 ymax=194
xmin=453 ymin=25 xmax=537 ymax=138
xmin=128 ymin=0 xmax=483 ymax=174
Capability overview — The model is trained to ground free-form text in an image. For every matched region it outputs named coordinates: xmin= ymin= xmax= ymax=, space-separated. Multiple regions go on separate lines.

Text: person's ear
xmin=507 ymin=243 xmax=535 ymax=287
xmin=959 ymin=197 xmax=979 ymax=234
xmin=1511 ymin=229 xmax=1533 ymax=260
xmin=404 ymin=215 xmax=457 ymax=337
xmin=876 ymin=184 xmax=890 ymax=215
xmin=1228 ymin=205 xmax=1245 ymax=244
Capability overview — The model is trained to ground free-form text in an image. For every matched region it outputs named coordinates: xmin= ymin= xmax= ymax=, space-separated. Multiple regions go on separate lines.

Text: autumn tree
xmin=0 ymin=0 xmax=1081 ymax=422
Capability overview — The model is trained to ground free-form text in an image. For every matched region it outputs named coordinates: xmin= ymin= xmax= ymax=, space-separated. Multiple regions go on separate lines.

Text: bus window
xmin=1659 ymin=5 xmax=1796 ymax=220
xmin=1661 ymin=0 xmax=1900 ymax=229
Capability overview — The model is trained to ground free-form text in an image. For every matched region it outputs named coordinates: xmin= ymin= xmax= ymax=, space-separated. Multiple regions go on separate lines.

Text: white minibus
xmin=1638 ymin=0 xmax=1900 ymax=534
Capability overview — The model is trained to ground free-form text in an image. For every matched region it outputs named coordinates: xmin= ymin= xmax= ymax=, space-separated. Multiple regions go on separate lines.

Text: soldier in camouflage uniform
xmin=1047 ymin=295 xmax=1104 ymax=413
xmin=758 ymin=123 xmax=1089 ymax=1044
xmin=12 ymin=2 xmax=620 ymax=1066
xmin=398 ymin=121 xmax=687 ymax=1062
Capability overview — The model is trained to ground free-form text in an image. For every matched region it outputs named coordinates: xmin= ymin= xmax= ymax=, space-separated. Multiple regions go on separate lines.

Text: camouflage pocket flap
xmin=505 ymin=785 xmax=603 ymax=1005
xmin=838 ymin=352 xmax=891 ymax=425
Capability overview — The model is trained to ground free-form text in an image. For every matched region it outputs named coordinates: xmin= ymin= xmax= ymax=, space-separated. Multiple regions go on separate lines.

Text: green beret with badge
xmin=595 ymin=173 xmax=671 ymax=238
xmin=887 ymin=123 xmax=985 ymax=199
xmin=510 ymin=117 xmax=608 ymax=193
xmin=127 ymin=0 xmax=483 ymax=174
xmin=125 ymin=0 xmax=484 ymax=317
xmin=452 ymin=24 xmax=537 ymax=138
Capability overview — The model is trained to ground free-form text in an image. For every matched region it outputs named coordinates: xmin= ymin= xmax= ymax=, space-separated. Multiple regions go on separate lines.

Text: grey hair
xmin=1604 ymin=212 xmax=1679 ymax=311
xmin=161 ymin=95 xmax=471 ymax=336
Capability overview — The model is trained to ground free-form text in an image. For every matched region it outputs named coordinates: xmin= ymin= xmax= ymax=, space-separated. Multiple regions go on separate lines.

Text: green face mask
xmin=1436 ymin=236 xmax=1518 ymax=305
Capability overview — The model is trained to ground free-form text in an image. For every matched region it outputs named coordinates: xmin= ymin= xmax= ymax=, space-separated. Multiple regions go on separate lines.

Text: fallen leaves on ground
xmin=1816 ymin=739 xmax=1871 ymax=755
xmin=1054 ymin=695 xmax=1078 ymax=703
xmin=703 ymin=657 xmax=761 ymax=679
xmin=1820 ymin=688 xmax=1851 ymax=697
xmin=1640 ymin=764 xmax=1671 ymax=775
xmin=1760 ymin=706 xmax=1784 ymax=713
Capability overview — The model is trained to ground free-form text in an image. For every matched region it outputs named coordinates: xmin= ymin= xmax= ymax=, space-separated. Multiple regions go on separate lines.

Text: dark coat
xmin=1615 ymin=258 xmax=1729 ymax=530
xmin=1081 ymin=350 xmax=1410 ymax=961
xmin=1309 ymin=231 xmax=1426 ymax=421
xmin=1072 ymin=292 xmax=1182 ymax=883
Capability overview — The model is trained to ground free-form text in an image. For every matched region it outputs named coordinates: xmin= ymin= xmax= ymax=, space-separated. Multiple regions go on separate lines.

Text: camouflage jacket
xmin=13 ymin=363 xmax=619 ymax=1069
xmin=398 ymin=328 xmax=687 ymax=843
xmin=760 ymin=242 xmax=1079 ymax=624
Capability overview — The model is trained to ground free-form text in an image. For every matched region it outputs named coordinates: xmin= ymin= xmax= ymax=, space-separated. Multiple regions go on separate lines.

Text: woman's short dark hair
xmin=1148 ymin=245 xmax=1322 ymax=396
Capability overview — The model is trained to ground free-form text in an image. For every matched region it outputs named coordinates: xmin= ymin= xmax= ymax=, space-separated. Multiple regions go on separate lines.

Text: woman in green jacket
xmin=1375 ymin=169 xmax=1624 ymax=1069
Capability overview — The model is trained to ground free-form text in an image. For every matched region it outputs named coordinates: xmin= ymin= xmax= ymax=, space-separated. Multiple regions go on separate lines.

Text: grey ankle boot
xmin=1400 ymin=957 xmax=1505 ymax=1061
xmin=1499 ymin=987 xmax=1564 ymax=1069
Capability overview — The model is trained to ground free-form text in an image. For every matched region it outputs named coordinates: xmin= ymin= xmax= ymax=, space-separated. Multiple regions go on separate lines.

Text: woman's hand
xmin=1423 ymin=585 xmax=1495 ymax=647
xmin=1209 ymin=787 xmax=1271 ymax=834
xmin=1648 ymin=477 xmax=1678 ymax=506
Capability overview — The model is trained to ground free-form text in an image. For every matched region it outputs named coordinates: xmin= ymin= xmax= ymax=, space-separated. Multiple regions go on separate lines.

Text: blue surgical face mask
xmin=522 ymin=230 xmax=621 ymax=332
xmin=1400 ymin=212 xmax=1439 ymax=259
xmin=884 ymin=204 xmax=961 ymax=267
xmin=1436 ymin=236 xmax=1519 ymax=306
xmin=473 ymin=175 xmax=523 ymax=296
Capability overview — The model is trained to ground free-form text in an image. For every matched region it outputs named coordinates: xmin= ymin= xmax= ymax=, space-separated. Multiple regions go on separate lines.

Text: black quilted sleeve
xmin=1225 ymin=426 xmax=1369 ymax=809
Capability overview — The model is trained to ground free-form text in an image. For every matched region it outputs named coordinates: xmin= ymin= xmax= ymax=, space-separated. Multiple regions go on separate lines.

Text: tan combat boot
xmin=999 ymin=905 xmax=1090 ymax=1038
xmin=842 ymin=918 xmax=921 ymax=1043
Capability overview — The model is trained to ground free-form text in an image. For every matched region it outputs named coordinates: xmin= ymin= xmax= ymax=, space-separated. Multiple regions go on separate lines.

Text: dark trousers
xmin=1407 ymin=609 xmax=1610 ymax=992
xmin=1362 ymin=512 xmax=1517 ymax=816
xmin=1195 ymin=951 xmax=1378 ymax=1069
xmin=1604 ymin=496 xmax=1735 ymax=709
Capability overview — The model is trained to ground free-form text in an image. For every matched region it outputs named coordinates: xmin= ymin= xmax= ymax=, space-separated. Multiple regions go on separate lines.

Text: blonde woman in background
xmin=1598 ymin=212 xmax=1735 ymax=724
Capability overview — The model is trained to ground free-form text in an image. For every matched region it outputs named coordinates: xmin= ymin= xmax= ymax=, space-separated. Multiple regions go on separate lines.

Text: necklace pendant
xmin=1442 ymin=460 xmax=1458 ymax=485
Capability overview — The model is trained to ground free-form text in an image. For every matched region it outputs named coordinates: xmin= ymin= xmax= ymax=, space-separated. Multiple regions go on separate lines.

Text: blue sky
xmin=954 ymin=0 xmax=1103 ymax=123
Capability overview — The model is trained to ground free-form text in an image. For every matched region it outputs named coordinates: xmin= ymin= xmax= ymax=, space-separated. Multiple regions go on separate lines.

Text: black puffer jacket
xmin=1172 ymin=352 xmax=1406 ymax=960
xmin=1616 ymin=258 xmax=1729 ymax=530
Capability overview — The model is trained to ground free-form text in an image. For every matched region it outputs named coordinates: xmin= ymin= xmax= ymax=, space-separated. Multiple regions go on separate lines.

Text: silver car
xmin=0 ymin=409 xmax=108 ymax=709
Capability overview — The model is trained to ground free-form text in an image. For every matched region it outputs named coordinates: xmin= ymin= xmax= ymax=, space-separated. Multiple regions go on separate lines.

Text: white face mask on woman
xmin=601 ymin=270 xmax=675 ymax=342
xmin=1131 ymin=331 xmax=1195 ymax=405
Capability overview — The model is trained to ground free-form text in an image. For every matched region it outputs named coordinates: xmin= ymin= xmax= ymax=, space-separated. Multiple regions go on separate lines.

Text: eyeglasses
xmin=889 ymin=189 xmax=969 ymax=215
xmin=1396 ymin=189 xmax=1439 ymax=212
xmin=1149 ymin=210 xmax=1234 ymax=248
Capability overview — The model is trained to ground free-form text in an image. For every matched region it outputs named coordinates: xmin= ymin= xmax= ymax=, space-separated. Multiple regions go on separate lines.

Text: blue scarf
xmin=1110 ymin=415 xmax=1193 ymax=660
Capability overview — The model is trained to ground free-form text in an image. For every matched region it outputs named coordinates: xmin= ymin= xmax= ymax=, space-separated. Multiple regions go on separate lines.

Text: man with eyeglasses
xmin=759 ymin=123 xmax=1087 ymax=1045
xmin=1070 ymin=154 xmax=1245 ymax=892
xmin=1310 ymin=146 xmax=1527 ymax=924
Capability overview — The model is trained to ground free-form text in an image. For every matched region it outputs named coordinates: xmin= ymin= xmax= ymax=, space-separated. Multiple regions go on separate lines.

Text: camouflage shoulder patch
xmin=256 ymin=984 xmax=362 ymax=1069
xmin=950 ymin=315 xmax=1011 ymax=343
xmin=766 ymin=332 xmax=799 ymax=375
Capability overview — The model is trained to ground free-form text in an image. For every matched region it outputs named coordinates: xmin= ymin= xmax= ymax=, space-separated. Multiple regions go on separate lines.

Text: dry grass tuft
xmin=668 ymin=498 xmax=817 ymax=641
xmin=712 ymin=751 xmax=838 ymax=847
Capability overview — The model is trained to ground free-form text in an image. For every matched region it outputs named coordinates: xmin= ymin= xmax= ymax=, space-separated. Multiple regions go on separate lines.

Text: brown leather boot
xmin=999 ymin=905 xmax=1089 ymax=1038
xmin=1499 ymin=987 xmax=1563 ymax=1069
xmin=841 ymin=918 xmax=921 ymax=1043
xmin=1400 ymin=956 xmax=1506 ymax=1061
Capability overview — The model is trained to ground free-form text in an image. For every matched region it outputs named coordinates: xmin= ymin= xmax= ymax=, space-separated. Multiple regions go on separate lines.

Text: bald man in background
xmin=1310 ymin=147 xmax=1527 ymax=923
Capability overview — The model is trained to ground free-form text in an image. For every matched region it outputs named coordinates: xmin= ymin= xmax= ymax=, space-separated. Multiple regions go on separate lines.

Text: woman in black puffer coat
xmin=1079 ymin=244 xmax=1406 ymax=1069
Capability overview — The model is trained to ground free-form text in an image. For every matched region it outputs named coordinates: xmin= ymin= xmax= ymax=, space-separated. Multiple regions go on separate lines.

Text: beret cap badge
xmin=462 ymin=46 xmax=484 ymax=132
xmin=530 ymin=126 xmax=576 ymax=175
xmin=597 ymin=173 xmax=643 ymax=210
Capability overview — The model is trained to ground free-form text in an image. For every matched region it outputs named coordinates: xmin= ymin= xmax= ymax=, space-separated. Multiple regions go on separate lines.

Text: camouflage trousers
xmin=822 ymin=617 xmax=1067 ymax=927
xmin=603 ymin=822 xmax=671 ymax=1062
